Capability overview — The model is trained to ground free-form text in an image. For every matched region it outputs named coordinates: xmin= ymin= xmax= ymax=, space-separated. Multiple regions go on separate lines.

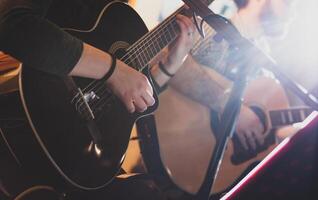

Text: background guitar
xmin=151 ymin=74 xmax=312 ymax=195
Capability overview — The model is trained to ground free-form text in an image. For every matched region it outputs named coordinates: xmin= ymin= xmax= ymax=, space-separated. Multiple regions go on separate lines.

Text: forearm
xmin=69 ymin=43 xmax=113 ymax=79
xmin=149 ymin=49 xmax=186 ymax=94
xmin=169 ymin=55 xmax=232 ymax=113
xmin=0 ymin=2 xmax=82 ymax=76
xmin=150 ymin=57 xmax=180 ymax=87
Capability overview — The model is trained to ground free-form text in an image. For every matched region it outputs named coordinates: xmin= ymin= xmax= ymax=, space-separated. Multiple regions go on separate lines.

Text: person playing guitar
xmin=0 ymin=0 xmax=196 ymax=199
xmin=133 ymin=0 xmax=299 ymax=199
xmin=169 ymin=0 xmax=298 ymax=153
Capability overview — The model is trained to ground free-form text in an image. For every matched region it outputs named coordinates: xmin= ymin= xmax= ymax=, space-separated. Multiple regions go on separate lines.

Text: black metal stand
xmin=181 ymin=0 xmax=318 ymax=199
xmin=195 ymin=58 xmax=252 ymax=200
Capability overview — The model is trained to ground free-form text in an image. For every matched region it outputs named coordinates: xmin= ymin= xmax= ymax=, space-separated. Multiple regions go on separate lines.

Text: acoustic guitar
xmin=150 ymin=76 xmax=312 ymax=195
xmin=0 ymin=2 xmax=196 ymax=190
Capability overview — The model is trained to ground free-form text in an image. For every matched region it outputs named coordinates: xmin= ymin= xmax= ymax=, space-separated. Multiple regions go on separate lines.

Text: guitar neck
xmin=124 ymin=6 xmax=185 ymax=71
xmin=124 ymin=0 xmax=214 ymax=71
xmin=269 ymin=107 xmax=313 ymax=128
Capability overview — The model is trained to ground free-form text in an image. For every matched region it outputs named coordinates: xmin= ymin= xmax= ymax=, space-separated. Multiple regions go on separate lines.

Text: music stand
xmin=220 ymin=112 xmax=318 ymax=200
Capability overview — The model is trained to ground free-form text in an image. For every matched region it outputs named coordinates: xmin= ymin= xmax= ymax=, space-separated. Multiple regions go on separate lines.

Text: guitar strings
xmin=82 ymin=15 xmax=177 ymax=98
xmin=84 ymin=47 xmax=178 ymax=117
xmin=78 ymin=8 xmax=178 ymax=96
xmin=73 ymin=4 xmax=216 ymax=119
xmin=78 ymin=23 xmax=180 ymax=117
xmin=120 ymin=6 xmax=184 ymax=70
xmin=77 ymin=2 xmax=213 ymax=116
xmin=76 ymin=6 xmax=185 ymax=118
xmin=77 ymin=23 xmax=176 ymax=118
xmin=79 ymin=12 xmax=207 ymax=103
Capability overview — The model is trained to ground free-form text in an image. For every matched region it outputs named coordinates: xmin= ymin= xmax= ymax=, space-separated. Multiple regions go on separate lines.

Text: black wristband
xmin=158 ymin=61 xmax=174 ymax=77
xmin=101 ymin=53 xmax=117 ymax=82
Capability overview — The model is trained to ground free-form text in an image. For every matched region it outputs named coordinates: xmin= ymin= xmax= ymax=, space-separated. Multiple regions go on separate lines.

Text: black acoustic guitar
xmin=0 ymin=2 xmax=188 ymax=190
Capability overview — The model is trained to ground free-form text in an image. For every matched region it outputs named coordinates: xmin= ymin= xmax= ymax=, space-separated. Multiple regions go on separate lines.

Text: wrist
xmin=150 ymin=64 xmax=170 ymax=88
xmin=164 ymin=53 xmax=189 ymax=74
xmin=101 ymin=53 xmax=117 ymax=83
xmin=158 ymin=61 xmax=174 ymax=78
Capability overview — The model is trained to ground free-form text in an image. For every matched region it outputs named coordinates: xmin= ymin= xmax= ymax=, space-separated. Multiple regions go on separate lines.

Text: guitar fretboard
xmin=123 ymin=0 xmax=215 ymax=71
xmin=269 ymin=107 xmax=313 ymax=128
xmin=125 ymin=7 xmax=184 ymax=71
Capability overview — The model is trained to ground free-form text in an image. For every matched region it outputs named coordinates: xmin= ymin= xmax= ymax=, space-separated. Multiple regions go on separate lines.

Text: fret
xmin=168 ymin=22 xmax=177 ymax=39
xmin=152 ymin=38 xmax=160 ymax=54
xmin=171 ymin=21 xmax=179 ymax=37
xmin=168 ymin=22 xmax=179 ymax=40
xmin=269 ymin=107 xmax=313 ymax=128
xmin=148 ymin=42 xmax=156 ymax=59
xmin=287 ymin=110 xmax=293 ymax=124
xmin=140 ymin=50 xmax=149 ymax=68
xmin=269 ymin=111 xmax=283 ymax=127
xmin=124 ymin=6 xmax=184 ymax=71
xmin=300 ymin=109 xmax=306 ymax=121
xmin=162 ymin=29 xmax=170 ymax=47
xmin=150 ymin=28 xmax=162 ymax=54
xmin=281 ymin=111 xmax=287 ymax=124
xmin=165 ymin=27 xmax=173 ymax=44
xmin=131 ymin=58 xmax=139 ymax=70
xmin=292 ymin=109 xmax=302 ymax=122
xmin=164 ymin=22 xmax=172 ymax=43
xmin=127 ymin=49 xmax=140 ymax=69
xmin=141 ymin=46 xmax=151 ymax=64
xmin=137 ymin=48 xmax=146 ymax=69
xmin=135 ymin=56 xmax=142 ymax=70
xmin=137 ymin=43 xmax=149 ymax=66
xmin=157 ymin=30 xmax=166 ymax=49
xmin=154 ymin=35 xmax=163 ymax=54
xmin=172 ymin=20 xmax=180 ymax=37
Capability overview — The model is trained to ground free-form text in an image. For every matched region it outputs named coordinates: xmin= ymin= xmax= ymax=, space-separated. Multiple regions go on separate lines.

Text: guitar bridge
xmin=72 ymin=88 xmax=97 ymax=120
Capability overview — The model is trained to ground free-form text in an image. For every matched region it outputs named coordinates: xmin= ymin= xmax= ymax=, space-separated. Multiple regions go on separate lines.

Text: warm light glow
xmin=272 ymin=0 xmax=318 ymax=92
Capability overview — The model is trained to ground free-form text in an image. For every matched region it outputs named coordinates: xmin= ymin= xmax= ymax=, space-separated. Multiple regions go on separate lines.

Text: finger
xmin=177 ymin=15 xmax=195 ymax=35
xmin=236 ymin=132 xmax=248 ymax=150
xmin=123 ymin=97 xmax=135 ymax=113
xmin=252 ymin=121 xmax=265 ymax=145
xmin=180 ymin=14 xmax=196 ymax=33
xmin=133 ymin=96 xmax=148 ymax=113
xmin=175 ymin=17 xmax=194 ymax=51
xmin=246 ymin=131 xmax=257 ymax=150
xmin=252 ymin=129 xmax=265 ymax=146
xmin=177 ymin=14 xmax=192 ymax=27
xmin=185 ymin=16 xmax=196 ymax=34
xmin=145 ymin=78 xmax=154 ymax=96
xmin=142 ymin=90 xmax=155 ymax=107
xmin=176 ymin=15 xmax=189 ymax=37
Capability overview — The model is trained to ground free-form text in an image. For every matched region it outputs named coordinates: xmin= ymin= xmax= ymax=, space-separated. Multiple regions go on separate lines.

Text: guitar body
xmin=0 ymin=2 xmax=158 ymax=190
xmin=151 ymin=76 xmax=290 ymax=195
xmin=213 ymin=76 xmax=290 ymax=193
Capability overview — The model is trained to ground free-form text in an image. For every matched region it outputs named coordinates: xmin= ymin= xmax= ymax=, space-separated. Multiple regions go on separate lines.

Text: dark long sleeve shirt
xmin=0 ymin=0 xmax=119 ymax=76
